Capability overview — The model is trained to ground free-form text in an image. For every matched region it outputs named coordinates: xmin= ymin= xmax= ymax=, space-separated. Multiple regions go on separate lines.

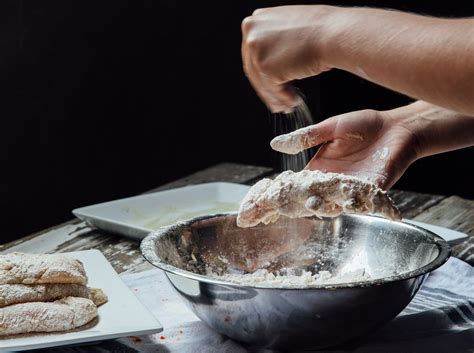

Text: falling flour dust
xmin=271 ymin=101 xmax=314 ymax=172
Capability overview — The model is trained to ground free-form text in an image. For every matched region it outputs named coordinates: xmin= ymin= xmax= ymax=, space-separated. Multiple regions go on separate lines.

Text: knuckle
xmin=359 ymin=109 xmax=378 ymax=119
xmin=242 ymin=62 xmax=252 ymax=76
xmin=245 ymin=36 xmax=259 ymax=50
xmin=252 ymin=8 xmax=266 ymax=16
xmin=241 ymin=16 xmax=254 ymax=33
xmin=255 ymin=56 xmax=271 ymax=73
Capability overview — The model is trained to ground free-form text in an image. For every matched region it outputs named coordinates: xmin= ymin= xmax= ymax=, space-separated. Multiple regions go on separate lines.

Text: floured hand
xmin=270 ymin=108 xmax=420 ymax=189
xmin=237 ymin=170 xmax=400 ymax=228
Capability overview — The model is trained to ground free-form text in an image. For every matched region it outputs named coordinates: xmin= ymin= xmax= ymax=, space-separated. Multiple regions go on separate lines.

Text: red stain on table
xmin=129 ymin=336 xmax=142 ymax=344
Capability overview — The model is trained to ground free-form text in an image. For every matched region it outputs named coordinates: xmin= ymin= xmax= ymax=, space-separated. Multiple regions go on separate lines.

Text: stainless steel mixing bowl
xmin=140 ymin=213 xmax=450 ymax=350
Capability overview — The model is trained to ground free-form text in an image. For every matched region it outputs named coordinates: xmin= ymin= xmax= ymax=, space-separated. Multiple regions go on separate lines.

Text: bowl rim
xmin=140 ymin=213 xmax=451 ymax=290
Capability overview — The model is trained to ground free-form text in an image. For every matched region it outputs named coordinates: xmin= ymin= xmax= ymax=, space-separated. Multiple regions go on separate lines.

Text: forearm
xmin=386 ymin=101 xmax=474 ymax=159
xmin=321 ymin=7 xmax=474 ymax=115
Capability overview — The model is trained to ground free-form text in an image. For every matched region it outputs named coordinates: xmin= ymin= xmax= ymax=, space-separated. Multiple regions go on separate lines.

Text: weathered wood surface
xmin=1 ymin=162 xmax=473 ymax=276
xmin=1 ymin=163 xmax=473 ymax=353
xmin=0 ymin=163 xmax=273 ymax=274
xmin=387 ymin=189 xmax=445 ymax=219
xmin=148 ymin=162 xmax=274 ymax=192
xmin=413 ymin=196 xmax=474 ymax=264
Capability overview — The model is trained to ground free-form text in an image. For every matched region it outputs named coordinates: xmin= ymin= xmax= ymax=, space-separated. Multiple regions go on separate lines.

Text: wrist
xmin=384 ymin=101 xmax=448 ymax=160
xmin=307 ymin=5 xmax=347 ymax=72
xmin=313 ymin=6 xmax=369 ymax=73
xmin=382 ymin=101 xmax=431 ymax=161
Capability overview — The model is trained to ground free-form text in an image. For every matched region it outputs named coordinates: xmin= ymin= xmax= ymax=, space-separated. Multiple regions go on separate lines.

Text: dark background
xmin=1 ymin=1 xmax=473 ymax=243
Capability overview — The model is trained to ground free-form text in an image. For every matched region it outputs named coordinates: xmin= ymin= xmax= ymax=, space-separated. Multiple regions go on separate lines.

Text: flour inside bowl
xmin=150 ymin=213 xmax=380 ymax=288
xmin=205 ymin=266 xmax=372 ymax=288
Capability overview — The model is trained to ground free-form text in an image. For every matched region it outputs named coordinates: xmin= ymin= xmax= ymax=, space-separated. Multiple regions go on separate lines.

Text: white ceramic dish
xmin=0 ymin=250 xmax=163 ymax=352
xmin=73 ymin=182 xmax=250 ymax=240
xmin=73 ymin=182 xmax=467 ymax=245
xmin=402 ymin=219 xmax=467 ymax=245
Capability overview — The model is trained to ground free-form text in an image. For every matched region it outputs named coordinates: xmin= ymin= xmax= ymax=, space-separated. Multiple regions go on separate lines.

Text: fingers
xmin=258 ymin=74 xmax=301 ymax=113
xmin=241 ymin=15 xmax=299 ymax=113
xmin=270 ymin=118 xmax=337 ymax=154
xmin=242 ymin=45 xmax=299 ymax=112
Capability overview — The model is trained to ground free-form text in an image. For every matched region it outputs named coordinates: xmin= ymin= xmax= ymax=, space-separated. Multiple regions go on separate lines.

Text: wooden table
xmin=1 ymin=162 xmax=473 ymax=270
xmin=1 ymin=163 xmax=473 ymax=352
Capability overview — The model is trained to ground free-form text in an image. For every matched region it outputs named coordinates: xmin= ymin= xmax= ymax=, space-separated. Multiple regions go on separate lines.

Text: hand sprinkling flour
xmin=237 ymin=170 xmax=400 ymax=228
xmin=267 ymin=107 xmax=427 ymax=190
xmin=241 ymin=4 xmax=474 ymax=221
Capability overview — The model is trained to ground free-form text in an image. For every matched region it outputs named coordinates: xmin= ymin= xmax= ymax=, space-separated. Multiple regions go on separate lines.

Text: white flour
xmin=0 ymin=283 xmax=90 ymax=307
xmin=0 ymin=252 xmax=87 ymax=285
xmin=237 ymin=169 xmax=400 ymax=228
xmin=271 ymin=101 xmax=314 ymax=172
xmin=0 ymin=297 xmax=97 ymax=336
xmin=206 ymin=267 xmax=371 ymax=288
xmin=270 ymin=126 xmax=317 ymax=155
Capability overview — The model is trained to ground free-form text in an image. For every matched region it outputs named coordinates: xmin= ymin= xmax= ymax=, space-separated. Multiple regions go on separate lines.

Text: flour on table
xmin=237 ymin=170 xmax=400 ymax=228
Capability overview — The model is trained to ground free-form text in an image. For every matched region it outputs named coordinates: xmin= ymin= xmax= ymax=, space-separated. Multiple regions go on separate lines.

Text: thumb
xmin=270 ymin=117 xmax=337 ymax=155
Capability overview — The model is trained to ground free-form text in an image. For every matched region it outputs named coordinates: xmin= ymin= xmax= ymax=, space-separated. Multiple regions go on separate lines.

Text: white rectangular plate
xmin=73 ymin=182 xmax=468 ymax=245
xmin=403 ymin=219 xmax=468 ymax=245
xmin=73 ymin=182 xmax=251 ymax=240
xmin=0 ymin=250 xmax=163 ymax=352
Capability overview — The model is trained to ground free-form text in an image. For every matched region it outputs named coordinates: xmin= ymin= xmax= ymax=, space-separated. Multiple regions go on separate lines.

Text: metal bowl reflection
xmin=141 ymin=213 xmax=450 ymax=350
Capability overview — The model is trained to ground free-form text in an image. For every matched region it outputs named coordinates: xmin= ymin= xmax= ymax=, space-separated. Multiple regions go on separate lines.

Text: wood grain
xmin=1 ymin=163 xmax=472 ymax=274
xmin=147 ymin=162 xmax=273 ymax=192
xmin=0 ymin=163 xmax=473 ymax=352
xmin=0 ymin=163 xmax=273 ymax=274
xmin=413 ymin=196 xmax=474 ymax=265
xmin=387 ymin=189 xmax=444 ymax=219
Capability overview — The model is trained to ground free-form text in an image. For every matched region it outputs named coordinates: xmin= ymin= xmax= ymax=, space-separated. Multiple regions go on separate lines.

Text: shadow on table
xmin=29 ymin=309 xmax=472 ymax=353
xmin=29 ymin=339 xmax=171 ymax=353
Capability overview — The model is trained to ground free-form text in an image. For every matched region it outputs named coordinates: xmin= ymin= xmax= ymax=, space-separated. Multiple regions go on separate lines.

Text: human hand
xmin=270 ymin=108 xmax=421 ymax=189
xmin=236 ymin=170 xmax=401 ymax=229
xmin=243 ymin=6 xmax=474 ymax=116
xmin=241 ymin=5 xmax=334 ymax=113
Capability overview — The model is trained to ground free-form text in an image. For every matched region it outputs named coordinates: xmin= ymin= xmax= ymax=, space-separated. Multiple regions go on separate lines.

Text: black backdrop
xmin=1 ymin=1 xmax=473 ymax=243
